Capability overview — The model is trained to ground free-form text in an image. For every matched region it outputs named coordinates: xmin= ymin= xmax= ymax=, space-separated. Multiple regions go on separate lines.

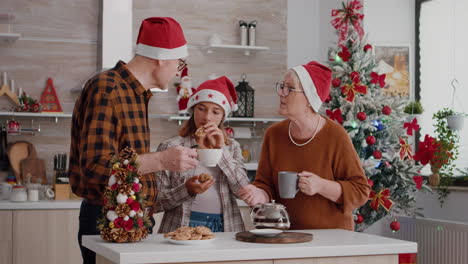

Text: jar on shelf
xmin=10 ymin=185 xmax=27 ymax=202
xmin=242 ymin=145 xmax=251 ymax=163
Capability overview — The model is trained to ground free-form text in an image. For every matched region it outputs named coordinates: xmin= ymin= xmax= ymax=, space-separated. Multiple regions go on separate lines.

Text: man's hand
xmin=159 ymin=145 xmax=198 ymax=172
xmin=238 ymin=184 xmax=269 ymax=206
xmin=185 ymin=175 xmax=215 ymax=195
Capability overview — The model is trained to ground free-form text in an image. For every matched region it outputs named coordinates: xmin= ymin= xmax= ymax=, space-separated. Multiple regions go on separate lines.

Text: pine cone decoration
xmin=100 ymin=227 xmax=113 ymax=241
xmin=115 ymin=170 xmax=127 ymax=182
xmin=120 ymin=146 xmax=135 ymax=160
xmin=118 ymin=183 xmax=133 ymax=195
xmin=116 ymin=203 xmax=131 ymax=218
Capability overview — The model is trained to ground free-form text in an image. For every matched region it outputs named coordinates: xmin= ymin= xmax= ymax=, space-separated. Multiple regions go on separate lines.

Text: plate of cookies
xmin=164 ymin=226 xmax=216 ymax=245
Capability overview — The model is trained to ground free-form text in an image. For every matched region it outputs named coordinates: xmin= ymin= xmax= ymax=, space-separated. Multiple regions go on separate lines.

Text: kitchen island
xmin=83 ymin=229 xmax=416 ymax=264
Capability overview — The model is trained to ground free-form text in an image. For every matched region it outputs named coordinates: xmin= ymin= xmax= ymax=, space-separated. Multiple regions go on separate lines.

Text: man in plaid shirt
xmin=69 ymin=17 xmax=198 ymax=264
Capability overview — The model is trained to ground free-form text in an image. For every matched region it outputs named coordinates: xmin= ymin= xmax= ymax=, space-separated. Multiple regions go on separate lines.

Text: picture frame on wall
xmin=374 ymin=45 xmax=412 ymax=99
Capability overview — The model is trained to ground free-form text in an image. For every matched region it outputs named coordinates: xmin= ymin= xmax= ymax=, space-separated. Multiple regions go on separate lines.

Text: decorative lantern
xmin=232 ymin=74 xmax=254 ymax=117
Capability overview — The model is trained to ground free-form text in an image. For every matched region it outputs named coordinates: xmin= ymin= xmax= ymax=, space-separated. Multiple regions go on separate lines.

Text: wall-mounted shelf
xmin=0 ymin=111 xmax=72 ymax=123
xmin=0 ymin=33 xmax=21 ymax=43
xmin=167 ymin=115 xmax=283 ymax=125
xmin=205 ymin=44 xmax=269 ymax=56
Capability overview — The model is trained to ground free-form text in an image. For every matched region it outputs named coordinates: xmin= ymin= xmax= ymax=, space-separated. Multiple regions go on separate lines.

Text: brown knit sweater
xmin=253 ymin=117 xmax=370 ymax=231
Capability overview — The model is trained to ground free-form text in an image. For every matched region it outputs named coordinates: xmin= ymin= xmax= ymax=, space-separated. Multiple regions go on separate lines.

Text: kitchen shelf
xmin=0 ymin=33 xmax=21 ymax=43
xmin=205 ymin=44 xmax=269 ymax=56
xmin=0 ymin=111 xmax=72 ymax=123
xmin=167 ymin=115 xmax=283 ymax=125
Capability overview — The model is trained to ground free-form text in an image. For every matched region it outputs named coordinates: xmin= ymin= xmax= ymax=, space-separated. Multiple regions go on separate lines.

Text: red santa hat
xmin=291 ymin=61 xmax=332 ymax=112
xmin=135 ymin=17 xmax=188 ymax=60
xmin=187 ymin=76 xmax=238 ymax=117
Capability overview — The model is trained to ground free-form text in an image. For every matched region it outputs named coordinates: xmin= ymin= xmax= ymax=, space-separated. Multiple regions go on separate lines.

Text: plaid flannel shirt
xmin=69 ymin=61 xmax=157 ymax=206
xmin=155 ymin=136 xmax=250 ymax=233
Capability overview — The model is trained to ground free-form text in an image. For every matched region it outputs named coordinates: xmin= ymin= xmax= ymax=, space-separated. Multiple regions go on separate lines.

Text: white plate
xmin=166 ymin=237 xmax=216 ymax=245
xmin=249 ymin=229 xmax=283 ymax=237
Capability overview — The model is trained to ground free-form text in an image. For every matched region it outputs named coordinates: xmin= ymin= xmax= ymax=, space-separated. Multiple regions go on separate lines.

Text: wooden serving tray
xmin=235 ymin=231 xmax=313 ymax=244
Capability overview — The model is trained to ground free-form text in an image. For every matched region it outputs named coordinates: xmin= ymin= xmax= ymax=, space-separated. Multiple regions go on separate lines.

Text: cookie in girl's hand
xmin=198 ymin=173 xmax=213 ymax=183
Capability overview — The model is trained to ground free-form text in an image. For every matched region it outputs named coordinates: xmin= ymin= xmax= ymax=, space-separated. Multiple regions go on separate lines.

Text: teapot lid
xmin=263 ymin=200 xmax=285 ymax=209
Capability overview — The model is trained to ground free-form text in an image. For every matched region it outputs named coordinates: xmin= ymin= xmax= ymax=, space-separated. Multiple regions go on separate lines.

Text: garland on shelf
xmin=97 ymin=147 xmax=152 ymax=243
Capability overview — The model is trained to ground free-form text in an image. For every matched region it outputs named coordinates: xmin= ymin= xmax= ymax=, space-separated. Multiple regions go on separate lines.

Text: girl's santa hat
xmin=291 ymin=61 xmax=332 ymax=112
xmin=135 ymin=17 xmax=188 ymax=60
xmin=187 ymin=76 xmax=238 ymax=117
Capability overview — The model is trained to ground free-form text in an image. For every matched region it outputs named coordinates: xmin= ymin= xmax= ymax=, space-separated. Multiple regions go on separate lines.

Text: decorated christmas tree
xmin=323 ymin=0 xmax=430 ymax=231
xmin=98 ymin=147 xmax=152 ymax=243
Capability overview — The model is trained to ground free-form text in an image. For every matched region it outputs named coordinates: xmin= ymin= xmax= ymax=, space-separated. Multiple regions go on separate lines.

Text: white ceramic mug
xmin=197 ymin=149 xmax=223 ymax=167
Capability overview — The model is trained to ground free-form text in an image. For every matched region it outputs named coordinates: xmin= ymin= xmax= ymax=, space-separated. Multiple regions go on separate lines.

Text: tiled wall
xmin=0 ymin=0 xmax=287 ymax=183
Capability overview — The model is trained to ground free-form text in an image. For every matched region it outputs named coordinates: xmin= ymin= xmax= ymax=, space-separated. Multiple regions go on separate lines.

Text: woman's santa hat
xmin=291 ymin=61 xmax=332 ymax=112
xmin=187 ymin=76 xmax=238 ymax=117
xmin=135 ymin=17 xmax=188 ymax=60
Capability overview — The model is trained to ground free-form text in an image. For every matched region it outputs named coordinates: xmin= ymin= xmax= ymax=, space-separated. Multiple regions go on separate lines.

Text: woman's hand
xmin=185 ymin=175 xmax=215 ymax=195
xmin=200 ymin=122 xmax=225 ymax=149
xmin=238 ymin=184 xmax=269 ymax=206
xmin=298 ymin=171 xmax=324 ymax=196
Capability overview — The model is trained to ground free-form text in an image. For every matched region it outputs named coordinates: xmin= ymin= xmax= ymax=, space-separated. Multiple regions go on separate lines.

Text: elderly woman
xmin=156 ymin=76 xmax=250 ymax=233
xmin=239 ymin=61 xmax=370 ymax=231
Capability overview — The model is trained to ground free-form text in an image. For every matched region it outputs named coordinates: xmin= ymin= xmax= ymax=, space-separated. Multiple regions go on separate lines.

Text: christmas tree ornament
xmin=332 ymin=78 xmax=341 ymax=88
xmin=98 ymin=147 xmax=152 ymax=243
xmin=382 ymin=105 xmax=392 ymax=115
xmin=390 ymin=220 xmax=400 ymax=232
xmin=370 ymin=72 xmax=386 ymax=88
xmin=357 ymin=112 xmax=366 ymax=121
xmin=363 ymin=44 xmax=372 ymax=52
xmin=324 ymin=95 xmax=332 ymax=103
xmin=369 ymin=189 xmax=394 ymax=212
xmin=40 ymin=78 xmax=63 ymax=113
xmin=367 ymin=179 xmax=374 ymax=188
xmin=403 ymin=118 xmax=420 ymax=136
xmin=366 ymin=135 xmax=376 ymax=145
xmin=331 ymin=0 xmax=364 ymax=44
xmin=373 ymin=150 xmax=382 ymax=159
xmin=412 ymin=176 xmax=424 ymax=190
xmin=399 ymin=138 xmax=413 ymax=160
xmin=326 ymin=108 xmax=343 ymax=124
xmin=354 ymin=214 xmax=364 ymax=224
xmin=337 ymin=45 xmax=351 ymax=61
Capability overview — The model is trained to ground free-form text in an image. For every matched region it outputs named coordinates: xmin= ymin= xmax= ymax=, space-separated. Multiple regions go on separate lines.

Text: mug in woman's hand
xmin=278 ymin=171 xmax=299 ymax=199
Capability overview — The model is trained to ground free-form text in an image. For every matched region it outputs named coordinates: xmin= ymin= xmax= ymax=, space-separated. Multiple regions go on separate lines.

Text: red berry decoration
xmin=373 ymin=150 xmax=382 ymax=159
xmin=390 ymin=221 xmax=400 ymax=231
xmin=366 ymin=135 xmax=376 ymax=145
xmin=354 ymin=214 xmax=364 ymax=224
xmin=382 ymin=105 xmax=392 ymax=115
xmin=325 ymin=95 xmax=332 ymax=103
xmin=332 ymin=78 xmax=341 ymax=88
xmin=367 ymin=179 xmax=374 ymax=188
xmin=363 ymin=44 xmax=372 ymax=52
xmin=357 ymin=112 xmax=367 ymax=121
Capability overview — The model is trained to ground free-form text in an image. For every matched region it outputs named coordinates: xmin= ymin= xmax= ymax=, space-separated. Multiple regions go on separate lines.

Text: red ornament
xmin=390 ymin=221 xmax=400 ymax=231
xmin=413 ymin=176 xmax=424 ymax=190
xmin=324 ymin=95 xmax=332 ymax=103
xmin=364 ymin=44 xmax=372 ymax=52
xmin=366 ymin=135 xmax=376 ymax=145
xmin=354 ymin=214 xmax=364 ymax=224
xmin=332 ymin=78 xmax=341 ymax=88
xmin=350 ymin=71 xmax=360 ymax=83
xmin=373 ymin=150 xmax=382 ymax=159
xmin=382 ymin=105 xmax=392 ymax=115
xmin=367 ymin=179 xmax=374 ymax=188
xmin=357 ymin=112 xmax=367 ymax=121
xmin=338 ymin=45 xmax=351 ymax=62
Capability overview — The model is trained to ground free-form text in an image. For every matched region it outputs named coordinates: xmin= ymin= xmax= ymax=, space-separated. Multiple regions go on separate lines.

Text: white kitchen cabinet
xmin=0 ymin=210 xmax=12 ymax=264
xmin=0 ymin=208 xmax=82 ymax=264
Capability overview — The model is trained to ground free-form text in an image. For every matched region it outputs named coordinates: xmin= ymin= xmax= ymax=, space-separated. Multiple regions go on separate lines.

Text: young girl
xmin=156 ymin=76 xmax=250 ymax=233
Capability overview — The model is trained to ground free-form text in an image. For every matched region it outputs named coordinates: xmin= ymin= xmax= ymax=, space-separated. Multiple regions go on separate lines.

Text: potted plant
xmin=430 ymin=108 xmax=461 ymax=204
xmin=404 ymin=101 xmax=424 ymax=121
xmin=446 ymin=112 xmax=466 ymax=131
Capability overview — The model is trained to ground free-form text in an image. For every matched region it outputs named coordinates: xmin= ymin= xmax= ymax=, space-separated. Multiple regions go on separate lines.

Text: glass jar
xmin=10 ymin=185 xmax=27 ymax=202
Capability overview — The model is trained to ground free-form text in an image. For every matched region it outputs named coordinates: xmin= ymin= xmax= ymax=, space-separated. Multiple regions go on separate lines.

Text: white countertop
xmin=82 ymin=229 xmax=417 ymax=264
xmin=0 ymin=199 xmax=82 ymax=210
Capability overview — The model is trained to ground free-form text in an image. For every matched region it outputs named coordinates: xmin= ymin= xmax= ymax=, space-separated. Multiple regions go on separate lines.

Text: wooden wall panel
xmin=0 ymin=0 xmax=286 ymax=184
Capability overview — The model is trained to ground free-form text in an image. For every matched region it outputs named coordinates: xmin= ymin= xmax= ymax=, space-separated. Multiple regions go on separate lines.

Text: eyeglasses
xmin=178 ymin=59 xmax=187 ymax=72
xmin=275 ymin=82 xmax=304 ymax=97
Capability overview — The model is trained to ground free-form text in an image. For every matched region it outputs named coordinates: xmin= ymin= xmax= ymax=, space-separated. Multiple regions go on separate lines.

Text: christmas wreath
xmin=98 ymin=147 xmax=152 ymax=243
